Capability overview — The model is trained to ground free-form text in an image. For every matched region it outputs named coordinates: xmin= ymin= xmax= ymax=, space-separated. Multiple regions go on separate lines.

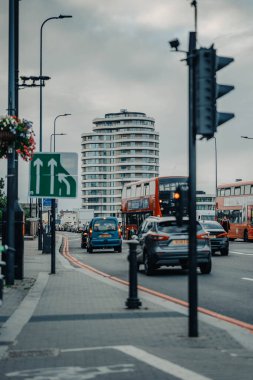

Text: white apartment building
xmin=196 ymin=191 xmax=216 ymax=220
xmin=81 ymin=109 xmax=159 ymax=218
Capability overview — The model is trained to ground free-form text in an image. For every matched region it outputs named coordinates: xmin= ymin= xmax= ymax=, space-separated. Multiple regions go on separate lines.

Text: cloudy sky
xmin=1 ymin=0 xmax=253 ymax=210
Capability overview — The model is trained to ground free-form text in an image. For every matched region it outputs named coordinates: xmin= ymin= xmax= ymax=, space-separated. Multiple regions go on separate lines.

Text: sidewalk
xmin=0 ymin=236 xmax=252 ymax=380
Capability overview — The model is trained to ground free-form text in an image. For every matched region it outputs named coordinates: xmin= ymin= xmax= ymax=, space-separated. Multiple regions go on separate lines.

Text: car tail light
xmin=118 ymin=228 xmax=122 ymax=237
xmin=216 ymin=232 xmax=227 ymax=238
xmin=89 ymin=228 xmax=92 ymax=234
xmin=149 ymin=233 xmax=169 ymax=241
xmin=197 ymin=232 xmax=209 ymax=240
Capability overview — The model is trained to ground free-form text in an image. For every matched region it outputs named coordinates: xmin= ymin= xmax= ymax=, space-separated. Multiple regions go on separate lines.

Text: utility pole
xmin=6 ymin=0 xmax=16 ymax=285
xmin=187 ymin=0 xmax=198 ymax=338
xmin=14 ymin=0 xmax=24 ymax=280
xmin=187 ymin=31 xmax=198 ymax=337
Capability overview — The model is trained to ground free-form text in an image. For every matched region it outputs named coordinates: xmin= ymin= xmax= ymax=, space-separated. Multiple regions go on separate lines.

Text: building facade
xmin=196 ymin=191 xmax=216 ymax=221
xmin=81 ymin=109 xmax=159 ymax=218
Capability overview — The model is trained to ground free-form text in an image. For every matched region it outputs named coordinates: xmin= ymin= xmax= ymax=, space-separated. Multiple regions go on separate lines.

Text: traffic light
xmin=195 ymin=46 xmax=234 ymax=139
xmin=173 ymin=186 xmax=183 ymax=226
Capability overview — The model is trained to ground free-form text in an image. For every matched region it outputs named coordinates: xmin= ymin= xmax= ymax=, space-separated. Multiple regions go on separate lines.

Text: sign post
xmin=30 ymin=153 xmax=78 ymax=199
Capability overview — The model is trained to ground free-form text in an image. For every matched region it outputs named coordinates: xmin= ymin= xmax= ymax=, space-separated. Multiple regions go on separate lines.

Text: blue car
xmin=86 ymin=217 xmax=122 ymax=253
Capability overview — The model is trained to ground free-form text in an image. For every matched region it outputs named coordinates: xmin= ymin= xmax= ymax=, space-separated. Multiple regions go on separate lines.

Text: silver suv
xmin=135 ymin=216 xmax=212 ymax=275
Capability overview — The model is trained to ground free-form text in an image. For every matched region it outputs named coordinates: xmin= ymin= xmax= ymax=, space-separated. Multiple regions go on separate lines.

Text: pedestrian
xmin=221 ymin=215 xmax=230 ymax=232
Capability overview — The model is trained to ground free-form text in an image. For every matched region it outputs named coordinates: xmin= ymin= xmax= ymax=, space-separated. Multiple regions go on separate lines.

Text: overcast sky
xmin=1 ymin=0 xmax=253 ymax=210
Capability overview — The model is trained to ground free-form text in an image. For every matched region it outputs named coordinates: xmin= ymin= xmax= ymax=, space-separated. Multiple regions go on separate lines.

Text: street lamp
xmin=39 ymin=15 xmax=72 ymax=151
xmin=50 ymin=133 xmax=67 ymax=152
xmin=53 ymin=113 xmax=71 ymax=151
xmin=38 ymin=14 xmax=72 ymax=250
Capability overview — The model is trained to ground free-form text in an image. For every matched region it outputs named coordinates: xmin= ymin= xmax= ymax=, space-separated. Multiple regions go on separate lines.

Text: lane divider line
xmin=61 ymin=237 xmax=253 ymax=333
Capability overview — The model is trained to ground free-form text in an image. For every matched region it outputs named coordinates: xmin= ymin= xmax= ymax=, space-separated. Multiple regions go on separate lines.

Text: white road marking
xmin=230 ymin=251 xmax=253 ymax=256
xmin=6 ymin=364 xmax=134 ymax=379
xmin=242 ymin=277 xmax=253 ymax=282
xmin=62 ymin=345 xmax=211 ymax=380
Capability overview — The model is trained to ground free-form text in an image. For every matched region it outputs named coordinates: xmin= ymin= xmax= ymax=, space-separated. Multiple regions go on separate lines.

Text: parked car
xmin=81 ymin=225 xmax=89 ymax=249
xmin=200 ymin=220 xmax=229 ymax=256
xmin=86 ymin=217 xmax=122 ymax=253
xmin=135 ymin=216 xmax=212 ymax=275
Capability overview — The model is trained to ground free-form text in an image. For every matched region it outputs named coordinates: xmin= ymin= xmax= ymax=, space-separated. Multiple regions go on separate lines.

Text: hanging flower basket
xmin=0 ymin=115 xmax=36 ymax=161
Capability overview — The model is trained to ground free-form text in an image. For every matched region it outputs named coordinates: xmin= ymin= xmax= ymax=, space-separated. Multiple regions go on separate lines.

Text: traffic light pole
xmin=6 ymin=0 xmax=16 ymax=285
xmin=187 ymin=31 xmax=198 ymax=337
xmin=50 ymin=199 xmax=56 ymax=274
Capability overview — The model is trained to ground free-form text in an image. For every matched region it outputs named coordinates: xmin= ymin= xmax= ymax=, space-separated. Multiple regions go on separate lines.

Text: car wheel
xmin=244 ymin=230 xmax=248 ymax=242
xmin=220 ymin=248 xmax=229 ymax=256
xmin=87 ymin=246 xmax=93 ymax=253
xmin=144 ymin=252 xmax=154 ymax=276
xmin=199 ymin=260 xmax=212 ymax=274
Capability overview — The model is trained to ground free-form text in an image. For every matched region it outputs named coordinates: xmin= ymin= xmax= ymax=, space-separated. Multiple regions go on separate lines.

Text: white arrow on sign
xmin=48 ymin=158 xmax=57 ymax=195
xmin=34 ymin=158 xmax=43 ymax=194
xmin=58 ymin=173 xmax=71 ymax=195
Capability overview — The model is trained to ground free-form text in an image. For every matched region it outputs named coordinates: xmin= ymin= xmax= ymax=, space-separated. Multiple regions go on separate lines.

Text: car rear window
xmin=157 ymin=220 xmax=202 ymax=234
xmin=202 ymin=222 xmax=223 ymax=230
xmin=93 ymin=219 xmax=117 ymax=232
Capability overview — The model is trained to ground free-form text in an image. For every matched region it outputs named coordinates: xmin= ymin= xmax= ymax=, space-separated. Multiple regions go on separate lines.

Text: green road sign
xmin=29 ymin=152 xmax=78 ymax=198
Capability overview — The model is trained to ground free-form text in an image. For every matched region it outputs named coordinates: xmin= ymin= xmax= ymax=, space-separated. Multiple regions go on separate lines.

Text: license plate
xmin=209 ymin=235 xmax=216 ymax=239
xmin=172 ymin=239 xmax=188 ymax=245
xmin=100 ymin=234 xmax=111 ymax=238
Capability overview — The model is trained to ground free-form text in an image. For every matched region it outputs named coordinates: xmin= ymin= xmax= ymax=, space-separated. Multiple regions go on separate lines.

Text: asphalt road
xmin=64 ymin=232 xmax=253 ymax=326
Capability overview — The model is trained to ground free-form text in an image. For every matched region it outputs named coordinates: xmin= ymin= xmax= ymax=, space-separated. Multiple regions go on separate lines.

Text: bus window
xmin=241 ymin=186 xmax=245 ymax=195
xmin=225 ymin=188 xmax=231 ymax=196
xmin=144 ymin=183 xmax=149 ymax=195
xmin=150 ymin=181 xmax=155 ymax=194
xmin=231 ymin=210 xmax=240 ymax=223
xmin=220 ymin=188 xmax=225 ymax=196
xmin=245 ymin=185 xmax=250 ymax=195
xmin=231 ymin=187 xmax=235 ymax=196
xmin=136 ymin=184 xmax=141 ymax=197
xmin=235 ymin=187 xmax=240 ymax=195
xmin=251 ymin=186 xmax=253 ymax=195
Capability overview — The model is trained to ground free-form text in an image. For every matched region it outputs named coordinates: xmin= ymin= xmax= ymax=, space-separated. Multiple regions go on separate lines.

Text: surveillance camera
xmin=41 ymin=76 xmax=51 ymax=81
xmin=168 ymin=39 xmax=180 ymax=50
xmin=30 ymin=76 xmax=39 ymax=81
xmin=20 ymin=76 xmax=30 ymax=81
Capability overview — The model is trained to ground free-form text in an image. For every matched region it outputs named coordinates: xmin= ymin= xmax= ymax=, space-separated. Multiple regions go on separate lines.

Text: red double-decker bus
xmin=216 ymin=180 xmax=253 ymax=241
xmin=121 ymin=176 xmax=188 ymax=239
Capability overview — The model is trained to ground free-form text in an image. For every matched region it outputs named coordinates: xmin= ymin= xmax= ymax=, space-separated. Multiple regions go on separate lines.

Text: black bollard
xmin=126 ymin=240 xmax=142 ymax=309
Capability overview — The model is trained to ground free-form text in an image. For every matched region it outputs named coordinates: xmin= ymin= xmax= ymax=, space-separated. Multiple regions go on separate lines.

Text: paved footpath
xmin=0 ymin=236 xmax=253 ymax=380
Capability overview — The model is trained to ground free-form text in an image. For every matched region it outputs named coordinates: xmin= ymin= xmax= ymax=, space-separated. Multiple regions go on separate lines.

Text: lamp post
xmin=38 ymin=14 xmax=72 ymax=250
xmin=50 ymin=131 xmax=67 ymax=274
xmin=53 ymin=113 xmax=71 ymax=152
xmin=50 ymin=133 xmax=67 ymax=152
xmin=39 ymin=16 xmax=72 ymax=151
